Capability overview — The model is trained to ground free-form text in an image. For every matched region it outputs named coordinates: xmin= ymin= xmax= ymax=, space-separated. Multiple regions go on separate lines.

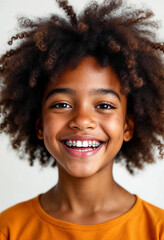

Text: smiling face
xmin=37 ymin=57 xmax=134 ymax=178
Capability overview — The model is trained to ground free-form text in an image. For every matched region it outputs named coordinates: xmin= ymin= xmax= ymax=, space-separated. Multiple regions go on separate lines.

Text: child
xmin=0 ymin=0 xmax=164 ymax=239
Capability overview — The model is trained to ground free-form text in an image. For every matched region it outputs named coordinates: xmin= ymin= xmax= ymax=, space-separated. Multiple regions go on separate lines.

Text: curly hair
xmin=0 ymin=0 xmax=163 ymax=174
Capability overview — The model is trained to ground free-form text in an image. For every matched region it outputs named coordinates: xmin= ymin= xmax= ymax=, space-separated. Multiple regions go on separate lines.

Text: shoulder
xmin=0 ymin=197 xmax=35 ymax=221
xmin=139 ymin=196 xmax=164 ymax=225
xmin=0 ymin=196 xmax=38 ymax=237
xmin=141 ymin=197 xmax=164 ymax=216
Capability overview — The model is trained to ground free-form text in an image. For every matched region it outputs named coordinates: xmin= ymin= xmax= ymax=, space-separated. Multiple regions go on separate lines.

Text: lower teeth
xmin=64 ymin=141 xmax=102 ymax=150
xmin=64 ymin=143 xmax=98 ymax=151
xmin=72 ymin=148 xmax=96 ymax=152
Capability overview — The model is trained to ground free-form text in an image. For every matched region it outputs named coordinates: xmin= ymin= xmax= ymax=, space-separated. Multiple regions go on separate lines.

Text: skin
xmin=37 ymin=57 xmax=136 ymax=225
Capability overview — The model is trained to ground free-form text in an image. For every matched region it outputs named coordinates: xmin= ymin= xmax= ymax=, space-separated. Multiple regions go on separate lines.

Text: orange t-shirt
xmin=0 ymin=194 xmax=164 ymax=240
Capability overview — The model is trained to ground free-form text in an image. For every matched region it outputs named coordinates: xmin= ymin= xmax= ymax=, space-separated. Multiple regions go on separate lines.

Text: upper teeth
xmin=65 ymin=140 xmax=101 ymax=147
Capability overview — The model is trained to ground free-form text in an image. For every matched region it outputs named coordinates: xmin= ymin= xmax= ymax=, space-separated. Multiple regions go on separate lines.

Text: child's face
xmin=39 ymin=57 xmax=133 ymax=178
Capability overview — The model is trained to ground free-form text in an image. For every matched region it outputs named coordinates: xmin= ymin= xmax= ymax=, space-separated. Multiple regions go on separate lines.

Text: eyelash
xmin=50 ymin=103 xmax=71 ymax=109
xmin=50 ymin=102 xmax=116 ymax=110
xmin=96 ymin=103 xmax=116 ymax=110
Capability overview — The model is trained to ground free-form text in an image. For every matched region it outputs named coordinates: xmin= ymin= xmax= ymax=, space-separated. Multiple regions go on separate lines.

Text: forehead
xmin=45 ymin=57 xmax=122 ymax=94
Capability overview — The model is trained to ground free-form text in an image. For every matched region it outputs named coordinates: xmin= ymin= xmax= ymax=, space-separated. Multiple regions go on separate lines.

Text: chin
xmin=66 ymin=163 xmax=98 ymax=178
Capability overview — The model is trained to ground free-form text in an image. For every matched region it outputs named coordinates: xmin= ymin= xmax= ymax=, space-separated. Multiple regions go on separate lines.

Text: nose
xmin=68 ymin=106 xmax=97 ymax=131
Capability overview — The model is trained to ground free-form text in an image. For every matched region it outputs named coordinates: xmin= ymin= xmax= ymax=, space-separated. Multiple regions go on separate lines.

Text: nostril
xmin=68 ymin=118 xmax=97 ymax=130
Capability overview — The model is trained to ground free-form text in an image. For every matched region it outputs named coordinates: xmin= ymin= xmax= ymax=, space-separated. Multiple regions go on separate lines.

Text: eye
xmin=50 ymin=102 xmax=71 ymax=109
xmin=96 ymin=103 xmax=116 ymax=110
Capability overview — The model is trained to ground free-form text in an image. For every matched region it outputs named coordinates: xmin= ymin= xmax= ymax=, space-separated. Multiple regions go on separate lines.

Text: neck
xmin=53 ymin=163 xmax=119 ymax=214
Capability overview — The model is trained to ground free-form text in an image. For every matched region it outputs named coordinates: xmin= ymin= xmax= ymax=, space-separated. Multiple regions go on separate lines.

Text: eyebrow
xmin=89 ymin=88 xmax=121 ymax=101
xmin=45 ymin=88 xmax=76 ymax=101
xmin=45 ymin=88 xmax=121 ymax=102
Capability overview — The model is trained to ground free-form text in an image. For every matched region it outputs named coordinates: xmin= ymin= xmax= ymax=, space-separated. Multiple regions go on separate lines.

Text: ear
xmin=123 ymin=115 xmax=134 ymax=142
xmin=36 ymin=116 xmax=43 ymax=140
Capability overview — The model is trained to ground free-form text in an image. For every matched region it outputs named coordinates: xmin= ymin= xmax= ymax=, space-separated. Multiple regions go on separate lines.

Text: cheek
xmin=43 ymin=114 xmax=63 ymax=132
xmin=102 ymin=115 xmax=124 ymax=140
xmin=42 ymin=114 xmax=65 ymax=148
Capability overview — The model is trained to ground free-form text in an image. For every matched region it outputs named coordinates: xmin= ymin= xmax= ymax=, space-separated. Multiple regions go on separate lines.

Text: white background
xmin=0 ymin=0 xmax=164 ymax=212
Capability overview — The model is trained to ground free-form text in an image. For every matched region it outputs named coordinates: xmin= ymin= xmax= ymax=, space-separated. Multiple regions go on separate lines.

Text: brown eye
xmin=96 ymin=103 xmax=116 ymax=110
xmin=50 ymin=103 xmax=71 ymax=109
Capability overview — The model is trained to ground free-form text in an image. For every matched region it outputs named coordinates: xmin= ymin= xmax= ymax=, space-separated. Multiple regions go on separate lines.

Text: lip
xmin=61 ymin=135 xmax=103 ymax=141
xmin=61 ymin=141 xmax=104 ymax=158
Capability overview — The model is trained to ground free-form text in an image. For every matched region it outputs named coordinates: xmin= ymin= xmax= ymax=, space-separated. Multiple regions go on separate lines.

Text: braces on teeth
xmin=65 ymin=140 xmax=101 ymax=148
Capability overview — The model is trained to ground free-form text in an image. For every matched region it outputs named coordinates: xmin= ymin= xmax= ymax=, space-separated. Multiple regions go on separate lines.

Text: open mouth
xmin=61 ymin=139 xmax=104 ymax=157
xmin=62 ymin=140 xmax=103 ymax=150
